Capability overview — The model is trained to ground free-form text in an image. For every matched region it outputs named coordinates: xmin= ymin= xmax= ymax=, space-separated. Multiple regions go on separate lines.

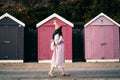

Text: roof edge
xmin=36 ymin=13 xmax=74 ymax=28
xmin=0 ymin=13 xmax=25 ymax=27
xmin=84 ymin=12 xmax=120 ymax=27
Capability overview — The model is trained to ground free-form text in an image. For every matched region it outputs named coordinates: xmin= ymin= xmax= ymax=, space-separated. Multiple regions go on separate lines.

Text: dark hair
xmin=52 ymin=26 xmax=62 ymax=39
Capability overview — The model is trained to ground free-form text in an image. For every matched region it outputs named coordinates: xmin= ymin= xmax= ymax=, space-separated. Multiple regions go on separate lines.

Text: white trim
xmin=0 ymin=60 xmax=23 ymax=63
xmin=38 ymin=60 xmax=72 ymax=63
xmin=38 ymin=60 xmax=51 ymax=63
xmin=36 ymin=13 xmax=74 ymax=27
xmin=65 ymin=60 xmax=72 ymax=63
xmin=86 ymin=59 xmax=120 ymax=62
xmin=0 ymin=13 xmax=25 ymax=27
xmin=84 ymin=12 xmax=120 ymax=27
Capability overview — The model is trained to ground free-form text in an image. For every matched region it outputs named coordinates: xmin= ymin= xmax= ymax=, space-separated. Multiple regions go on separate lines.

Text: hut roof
xmin=84 ymin=12 xmax=120 ymax=27
xmin=36 ymin=13 xmax=74 ymax=28
xmin=0 ymin=13 xmax=25 ymax=27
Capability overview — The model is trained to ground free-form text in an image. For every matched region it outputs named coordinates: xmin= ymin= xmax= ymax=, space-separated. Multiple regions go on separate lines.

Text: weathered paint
xmin=37 ymin=13 xmax=73 ymax=62
xmin=84 ymin=13 xmax=120 ymax=61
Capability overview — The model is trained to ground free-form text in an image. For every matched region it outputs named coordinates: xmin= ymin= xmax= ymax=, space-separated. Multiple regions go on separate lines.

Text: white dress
xmin=51 ymin=34 xmax=64 ymax=68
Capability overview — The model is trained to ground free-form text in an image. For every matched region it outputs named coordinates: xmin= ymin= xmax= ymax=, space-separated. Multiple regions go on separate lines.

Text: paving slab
xmin=0 ymin=62 xmax=120 ymax=70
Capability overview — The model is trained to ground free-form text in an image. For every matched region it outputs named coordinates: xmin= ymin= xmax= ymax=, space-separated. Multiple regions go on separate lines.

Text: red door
xmin=38 ymin=25 xmax=72 ymax=60
xmin=63 ymin=26 xmax=72 ymax=60
xmin=38 ymin=26 xmax=54 ymax=60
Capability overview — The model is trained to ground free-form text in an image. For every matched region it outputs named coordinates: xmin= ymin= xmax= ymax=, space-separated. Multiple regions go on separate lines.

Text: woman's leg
xmin=49 ymin=66 xmax=55 ymax=74
xmin=61 ymin=67 xmax=65 ymax=74
xmin=48 ymin=66 xmax=55 ymax=77
xmin=61 ymin=67 xmax=70 ymax=76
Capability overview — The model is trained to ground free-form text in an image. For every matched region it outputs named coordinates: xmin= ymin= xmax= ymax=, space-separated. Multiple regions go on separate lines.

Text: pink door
xmin=91 ymin=26 xmax=104 ymax=59
xmin=103 ymin=26 xmax=114 ymax=59
xmin=91 ymin=26 xmax=114 ymax=59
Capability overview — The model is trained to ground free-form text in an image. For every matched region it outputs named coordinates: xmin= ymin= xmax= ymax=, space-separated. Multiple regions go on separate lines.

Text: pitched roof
xmin=36 ymin=13 xmax=74 ymax=27
xmin=0 ymin=13 xmax=25 ymax=27
xmin=84 ymin=12 xmax=120 ymax=27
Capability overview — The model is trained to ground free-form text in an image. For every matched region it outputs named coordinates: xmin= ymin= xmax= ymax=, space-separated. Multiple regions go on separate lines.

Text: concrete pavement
xmin=0 ymin=62 xmax=120 ymax=70
xmin=0 ymin=62 xmax=120 ymax=80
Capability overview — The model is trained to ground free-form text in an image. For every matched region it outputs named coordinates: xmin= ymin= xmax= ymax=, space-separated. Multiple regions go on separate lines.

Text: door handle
xmin=1 ymin=41 xmax=10 ymax=44
xmin=101 ymin=43 xmax=107 ymax=46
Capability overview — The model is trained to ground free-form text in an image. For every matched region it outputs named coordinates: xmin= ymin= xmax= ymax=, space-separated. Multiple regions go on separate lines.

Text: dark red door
xmin=38 ymin=26 xmax=54 ymax=60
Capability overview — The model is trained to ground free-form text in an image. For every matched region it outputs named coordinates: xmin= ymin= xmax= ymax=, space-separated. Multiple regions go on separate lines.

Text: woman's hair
xmin=52 ymin=26 xmax=62 ymax=39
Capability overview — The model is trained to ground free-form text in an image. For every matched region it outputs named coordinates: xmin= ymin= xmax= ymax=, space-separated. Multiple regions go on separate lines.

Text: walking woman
xmin=48 ymin=22 xmax=70 ymax=77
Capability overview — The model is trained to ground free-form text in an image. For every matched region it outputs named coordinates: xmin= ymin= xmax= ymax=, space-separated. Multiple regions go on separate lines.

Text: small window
xmin=101 ymin=20 xmax=103 ymax=22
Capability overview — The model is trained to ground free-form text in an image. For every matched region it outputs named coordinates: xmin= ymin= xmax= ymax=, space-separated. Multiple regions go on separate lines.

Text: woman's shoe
xmin=62 ymin=73 xmax=70 ymax=76
xmin=48 ymin=73 xmax=56 ymax=77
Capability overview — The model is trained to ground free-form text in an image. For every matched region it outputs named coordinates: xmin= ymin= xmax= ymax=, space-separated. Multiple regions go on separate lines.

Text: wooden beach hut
xmin=0 ymin=13 xmax=25 ymax=62
xmin=84 ymin=13 xmax=120 ymax=62
xmin=36 ymin=13 xmax=73 ymax=63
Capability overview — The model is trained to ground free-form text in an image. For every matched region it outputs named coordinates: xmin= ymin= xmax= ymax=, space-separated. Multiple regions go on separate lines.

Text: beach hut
xmin=36 ymin=13 xmax=73 ymax=63
xmin=84 ymin=13 xmax=120 ymax=62
xmin=0 ymin=13 xmax=25 ymax=62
